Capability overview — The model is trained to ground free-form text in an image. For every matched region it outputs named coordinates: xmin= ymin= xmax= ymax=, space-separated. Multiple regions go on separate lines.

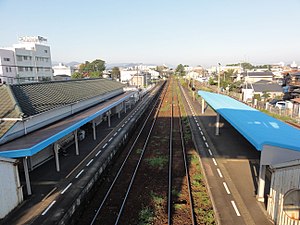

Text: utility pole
xmin=218 ymin=63 xmax=221 ymax=94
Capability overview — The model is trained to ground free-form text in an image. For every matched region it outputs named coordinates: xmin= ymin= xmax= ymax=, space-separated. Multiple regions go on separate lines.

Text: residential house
xmin=242 ymin=80 xmax=283 ymax=102
xmin=242 ymin=71 xmax=274 ymax=83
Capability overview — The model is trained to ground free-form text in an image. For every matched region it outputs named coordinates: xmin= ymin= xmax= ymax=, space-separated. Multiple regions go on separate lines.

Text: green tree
xmin=155 ymin=66 xmax=165 ymax=77
xmin=92 ymin=59 xmax=106 ymax=72
xmin=111 ymin=67 xmax=120 ymax=80
xmin=71 ymin=72 xmax=84 ymax=79
xmin=76 ymin=59 xmax=106 ymax=78
xmin=208 ymin=77 xmax=215 ymax=85
xmin=261 ymin=91 xmax=271 ymax=101
xmin=241 ymin=62 xmax=253 ymax=70
xmin=175 ymin=64 xmax=185 ymax=76
xmin=253 ymin=94 xmax=261 ymax=101
xmin=89 ymin=71 xmax=102 ymax=78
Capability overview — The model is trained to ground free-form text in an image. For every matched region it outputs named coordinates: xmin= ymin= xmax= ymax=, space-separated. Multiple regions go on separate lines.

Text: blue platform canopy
xmin=198 ymin=91 xmax=300 ymax=152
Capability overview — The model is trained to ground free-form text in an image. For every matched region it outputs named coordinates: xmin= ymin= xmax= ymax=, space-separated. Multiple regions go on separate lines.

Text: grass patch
xmin=172 ymin=189 xmax=181 ymax=198
xmin=161 ymin=103 xmax=171 ymax=112
xmin=197 ymin=208 xmax=215 ymax=224
xmin=151 ymin=192 xmax=164 ymax=206
xmin=174 ymin=203 xmax=184 ymax=210
xmin=145 ymin=156 xmax=168 ymax=169
xmin=138 ymin=207 xmax=155 ymax=225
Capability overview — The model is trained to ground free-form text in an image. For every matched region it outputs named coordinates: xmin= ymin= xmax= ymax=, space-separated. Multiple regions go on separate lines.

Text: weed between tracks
xmin=138 ymin=207 xmax=155 ymax=225
xmin=177 ymin=79 xmax=216 ymax=224
xmin=138 ymin=192 xmax=165 ymax=225
xmin=145 ymin=156 xmax=168 ymax=170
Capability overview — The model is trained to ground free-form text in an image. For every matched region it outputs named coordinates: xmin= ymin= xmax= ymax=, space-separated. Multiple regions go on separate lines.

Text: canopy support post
xmin=92 ymin=120 xmax=97 ymax=140
xmin=215 ymin=113 xmax=220 ymax=135
xmin=23 ymin=157 xmax=32 ymax=195
xmin=54 ymin=143 xmax=60 ymax=172
xmin=74 ymin=129 xmax=79 ymax=155
xmin=257 ymin=164 xmax=266 ymax=202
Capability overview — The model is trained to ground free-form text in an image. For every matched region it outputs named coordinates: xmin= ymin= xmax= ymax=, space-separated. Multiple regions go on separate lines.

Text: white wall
xmin=120 ymin=70 xmax=137 ymax=83
xmin=52 ymin=63 xmax=73 ymax=76
xmin=13 ymin=42 xmax=53 ymax=82
xmin=0 ymin=157 xmax=23 ymax=219
xmin=149 ymin=69 xmax=159 ymax=79
xmin=0 ymin=49 xmax=17 ymax=84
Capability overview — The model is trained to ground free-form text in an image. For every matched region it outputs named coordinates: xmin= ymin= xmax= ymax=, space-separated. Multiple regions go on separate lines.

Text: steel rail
xmin=114 ymin=80 xmax=170 ymax=224
xmin=177 ymin=81 xmax=196 ymax=225
xmin=90 ymin=81 xmax=168 ymax=225
xmin=168 ymin=78 xmax=174 ymax=225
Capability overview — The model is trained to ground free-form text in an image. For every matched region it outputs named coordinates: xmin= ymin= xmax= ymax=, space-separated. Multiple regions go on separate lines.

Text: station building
xmin=0 ymin=78 xmax=137 ymax=219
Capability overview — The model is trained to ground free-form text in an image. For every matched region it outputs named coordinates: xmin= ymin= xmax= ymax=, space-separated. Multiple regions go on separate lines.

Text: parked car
xmin=275 ymin=100 xmax=294 ymax=109
xmin=275 ymin=101 xmax=287 ymax=109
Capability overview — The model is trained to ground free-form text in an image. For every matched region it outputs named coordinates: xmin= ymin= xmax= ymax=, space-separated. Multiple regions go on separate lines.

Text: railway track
xmin=167 ymin=79 xmax=196 ymax=224
xmin=75 ymin=77 xmax=209 ymax=225
xmin=88 ymin=80 xmax=169 ymax=225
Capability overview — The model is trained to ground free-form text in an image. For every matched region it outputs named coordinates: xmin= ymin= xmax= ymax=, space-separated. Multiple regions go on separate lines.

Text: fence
xmin=195 ymin=81 xmax=300 ymax=125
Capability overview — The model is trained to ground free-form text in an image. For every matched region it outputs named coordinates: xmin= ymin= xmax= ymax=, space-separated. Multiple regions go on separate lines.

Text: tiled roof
xmin=0 ymin=85 xmax=22 ymax=137
xmin=242 ymin=71 xmax=274 ymax=77
xmin=10 ymin=78 xmax=125 ymax=117
xmin=252 ymin=82 xmax=283 ymax=92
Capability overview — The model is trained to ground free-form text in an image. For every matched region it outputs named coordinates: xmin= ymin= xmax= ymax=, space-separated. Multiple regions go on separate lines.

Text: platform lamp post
xmin=216 ymin=63 xmax=221 ymax=135
xmin=217 ymin=63 xmax=221 ymax=94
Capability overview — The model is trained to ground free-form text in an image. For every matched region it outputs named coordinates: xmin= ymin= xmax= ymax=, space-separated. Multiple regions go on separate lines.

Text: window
xmin=9 ymin=67 xmax=12 ymax=72
xmin=44 ymin=49 xmax=48 ymax=53
xmin=23 ymin=56 xmax=28 ymax=60
xmin=3 ymin=58 xmax=10 ymax=61
xmin=6 ymin=67 xmax=8 ymax=72
xmin=17 ymin=56 xmax=22 ymax=61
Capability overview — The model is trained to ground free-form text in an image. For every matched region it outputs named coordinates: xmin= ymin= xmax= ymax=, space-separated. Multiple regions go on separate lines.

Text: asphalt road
xmin=180 ymin=86 xmax=273 ymax=225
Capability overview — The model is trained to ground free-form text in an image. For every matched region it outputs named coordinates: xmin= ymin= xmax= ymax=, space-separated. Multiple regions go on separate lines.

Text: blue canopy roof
xmin=0 ymin=92 xmax=133 ymax=158
xmin=198 ymin=91 xmax=300 ymax=152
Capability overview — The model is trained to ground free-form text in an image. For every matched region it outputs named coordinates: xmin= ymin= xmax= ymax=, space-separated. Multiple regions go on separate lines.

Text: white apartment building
xmin=120 ymin=70 xmax=137 ymax=83
xmin=0 ymin=36 xmax=53 ymax=84
xmin=14 ymin=36 xmax=53 ymax=82
xmin=0 ymin=49 xmax=17 ymax=84
xmin=52 ymin=63 xmax=73 ymax=77
xmin=148 ymin=69 xmax=159 ymax=79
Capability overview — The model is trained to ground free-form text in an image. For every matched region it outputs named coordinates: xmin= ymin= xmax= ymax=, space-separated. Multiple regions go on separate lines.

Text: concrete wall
xmin=0 ymin=49 xmax=17 ymax=84
xmin=0 ymin=157 xmax=23 ymax=219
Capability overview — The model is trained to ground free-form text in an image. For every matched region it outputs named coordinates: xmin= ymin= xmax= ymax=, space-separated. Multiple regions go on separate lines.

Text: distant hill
xmin=106 ymin=63 xmax=163 ymax=69
xmin=66 ymin=61 xmax=81 ymax=67
xmin=52 ymin=61 xmax=81 ymax=67
xmin=52 ymin=61 xmax=173 ymax=69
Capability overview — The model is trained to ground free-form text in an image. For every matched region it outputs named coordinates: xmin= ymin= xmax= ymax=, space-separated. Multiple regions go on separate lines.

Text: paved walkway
xmin=181 ymin=86 xmax=273 ymax=225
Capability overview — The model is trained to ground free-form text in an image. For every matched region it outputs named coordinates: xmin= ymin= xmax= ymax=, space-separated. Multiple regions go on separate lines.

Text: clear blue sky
xmin=1 ymin=0 xmax=300 ymax=67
